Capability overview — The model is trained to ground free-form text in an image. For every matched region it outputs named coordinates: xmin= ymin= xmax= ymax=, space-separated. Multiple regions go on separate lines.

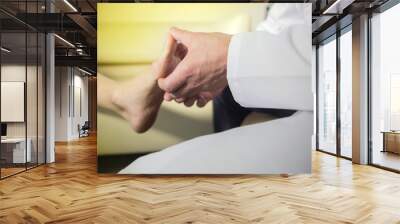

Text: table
xmin=381 ymin=131 xmax=400 ymax=154
xmin=1 ymin=138 xmax=31 ymax=163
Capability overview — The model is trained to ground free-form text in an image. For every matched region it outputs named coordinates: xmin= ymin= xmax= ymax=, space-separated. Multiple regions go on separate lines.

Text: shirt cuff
xmin=226 ymin=33 xmax=245 ymax=106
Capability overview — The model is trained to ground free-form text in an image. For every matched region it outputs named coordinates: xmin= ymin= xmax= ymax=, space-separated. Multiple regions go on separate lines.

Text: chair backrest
xmin=82 ymin=121 xmax=90 ymax=129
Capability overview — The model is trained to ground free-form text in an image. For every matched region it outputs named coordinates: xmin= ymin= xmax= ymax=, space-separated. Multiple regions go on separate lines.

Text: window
xmin=370 ymin=2 xmax=400 ymax=171
xmin=390 ymin=74 xmax=400 ymax=130
xmin=318 ymin=37 xmax=337 ymax=154
xmin=340 ymin=29 xmax=352 ymax=158
xmin=0 ymin=1 xmax=47 ymax=179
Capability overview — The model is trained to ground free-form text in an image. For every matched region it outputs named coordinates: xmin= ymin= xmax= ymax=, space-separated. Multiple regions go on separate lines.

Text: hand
xmin=108 ymin=34 xmax=186 ymax=133
xmin=157 ymin=27 xmax=232 ymax=107
xmin=152 ymin=33 xmax=187 ymax=80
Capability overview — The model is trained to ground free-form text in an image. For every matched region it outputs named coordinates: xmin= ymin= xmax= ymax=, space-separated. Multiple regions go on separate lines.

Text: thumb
xmin=163 ymin=33 xmax=178 ymax=58
xmin=153 ymin=34 xmax=178 ymax=79
xmin=169 ymin=27 xmax=192 ymax=45
xmin=157 ymin=58 xmax=189 ymax=93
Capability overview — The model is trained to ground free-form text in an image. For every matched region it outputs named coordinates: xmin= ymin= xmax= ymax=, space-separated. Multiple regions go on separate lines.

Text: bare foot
xmin=111 ymin=34 xmax=183 ymax=133
xmin=111 ymin=73 xmax=164 ymax=133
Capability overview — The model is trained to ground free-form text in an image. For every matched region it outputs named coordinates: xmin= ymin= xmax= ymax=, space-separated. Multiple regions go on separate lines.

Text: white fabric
xmin=227 ymin=3 xmax=312 ymax=111
xmin=119 ymin=111 xmax=312 ymax=174
xmin=119 ymin=4 xmax=314 ymax=174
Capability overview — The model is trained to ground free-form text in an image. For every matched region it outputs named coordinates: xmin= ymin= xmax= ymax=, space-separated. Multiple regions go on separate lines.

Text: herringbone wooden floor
xmin=1 ymin=135 xmax=400 ymax=224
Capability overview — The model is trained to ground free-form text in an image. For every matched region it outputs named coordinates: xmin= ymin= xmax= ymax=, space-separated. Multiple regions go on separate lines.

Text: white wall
xmin=55 ymin=67 xmax=89 ymax=141
xmin=55 ymin=67 xmax=70 ymax=141
xmin=1 ymin=63 xmax=46 ymax=164
xmin=71 ymin=73 xmax=89 ymax=138
xmin=1 ymin=65 xmax=37 ymax=137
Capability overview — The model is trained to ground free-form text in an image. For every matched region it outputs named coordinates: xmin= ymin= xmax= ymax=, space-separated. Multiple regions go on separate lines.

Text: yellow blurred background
xmin=97 ymin=3 xmax=267 ymax=155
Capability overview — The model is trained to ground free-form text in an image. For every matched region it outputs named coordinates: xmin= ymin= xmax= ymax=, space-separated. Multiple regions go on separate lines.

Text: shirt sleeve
xmin=226 ymin=3 xmax=313 ymax=111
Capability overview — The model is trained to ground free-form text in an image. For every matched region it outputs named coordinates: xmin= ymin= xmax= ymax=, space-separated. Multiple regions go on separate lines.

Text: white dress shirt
xmin=227 ymin=3 xmax=312 ymax=111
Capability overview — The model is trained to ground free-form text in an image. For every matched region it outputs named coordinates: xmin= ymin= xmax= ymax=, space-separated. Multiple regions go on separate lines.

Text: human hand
xmin=152 ymin=33 xmax=187 ymax=80
xmin=109 ymin=34 xmax=187 ymax=133
xmin=157 ymin=27 xmax=232 ymax=107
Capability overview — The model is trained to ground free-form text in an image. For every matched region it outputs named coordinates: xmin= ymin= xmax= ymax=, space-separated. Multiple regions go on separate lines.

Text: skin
xmin=97 ymin=35 xmax=184 ymax=133
xmin=158 ymin=27 xmax=232 ymax=107
xmin=97 ymin=27 xmax=232 ymax=133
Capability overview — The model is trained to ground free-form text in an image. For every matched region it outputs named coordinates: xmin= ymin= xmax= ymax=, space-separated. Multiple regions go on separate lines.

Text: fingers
xmin=170 ymin=82 xmax=200 ymax=100
xmin=169 ymin=27 xmax=192 ymax=45
xmin=157 ymin=27 xmax=193 ymax=98
xmin=196 ymin=96 xmax=208 ymax=108
xmin=158 ymin=28 xmax=205 ymax=105
xmin=196 ymin=92 xmax=213 ymax=107
xmin=164 ymin=91 xmax=210 ymax=108
xmin=163 ymin=33 xmax=178 ymax=58
xmin=164 ymin=92 xmax=186 ymax=104
xmin=199 ymin=92 xmax=214 ymax=101
xmin=163 ymin=92 xmax=174 ymax=101
xmin=158 ymin=57 xmax=189 ymax=93
xmin=178 ymin=96 xmax=208 ymax=108
xmin=152 ymin=34 xmax=178 ymax=79
xmin=183 ymin=98 xmax=196 ymax=107
xmin=154 ymin=33 xmax=185 ymax=80
xmin=183 ymin=94 xmax=211 ymax=108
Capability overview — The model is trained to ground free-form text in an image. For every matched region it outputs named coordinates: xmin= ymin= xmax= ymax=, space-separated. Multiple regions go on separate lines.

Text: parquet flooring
xmin=1 ymin=167 xmax=26 ymax=178
xmin=1 ymin=135 xmax=400 ymax=223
